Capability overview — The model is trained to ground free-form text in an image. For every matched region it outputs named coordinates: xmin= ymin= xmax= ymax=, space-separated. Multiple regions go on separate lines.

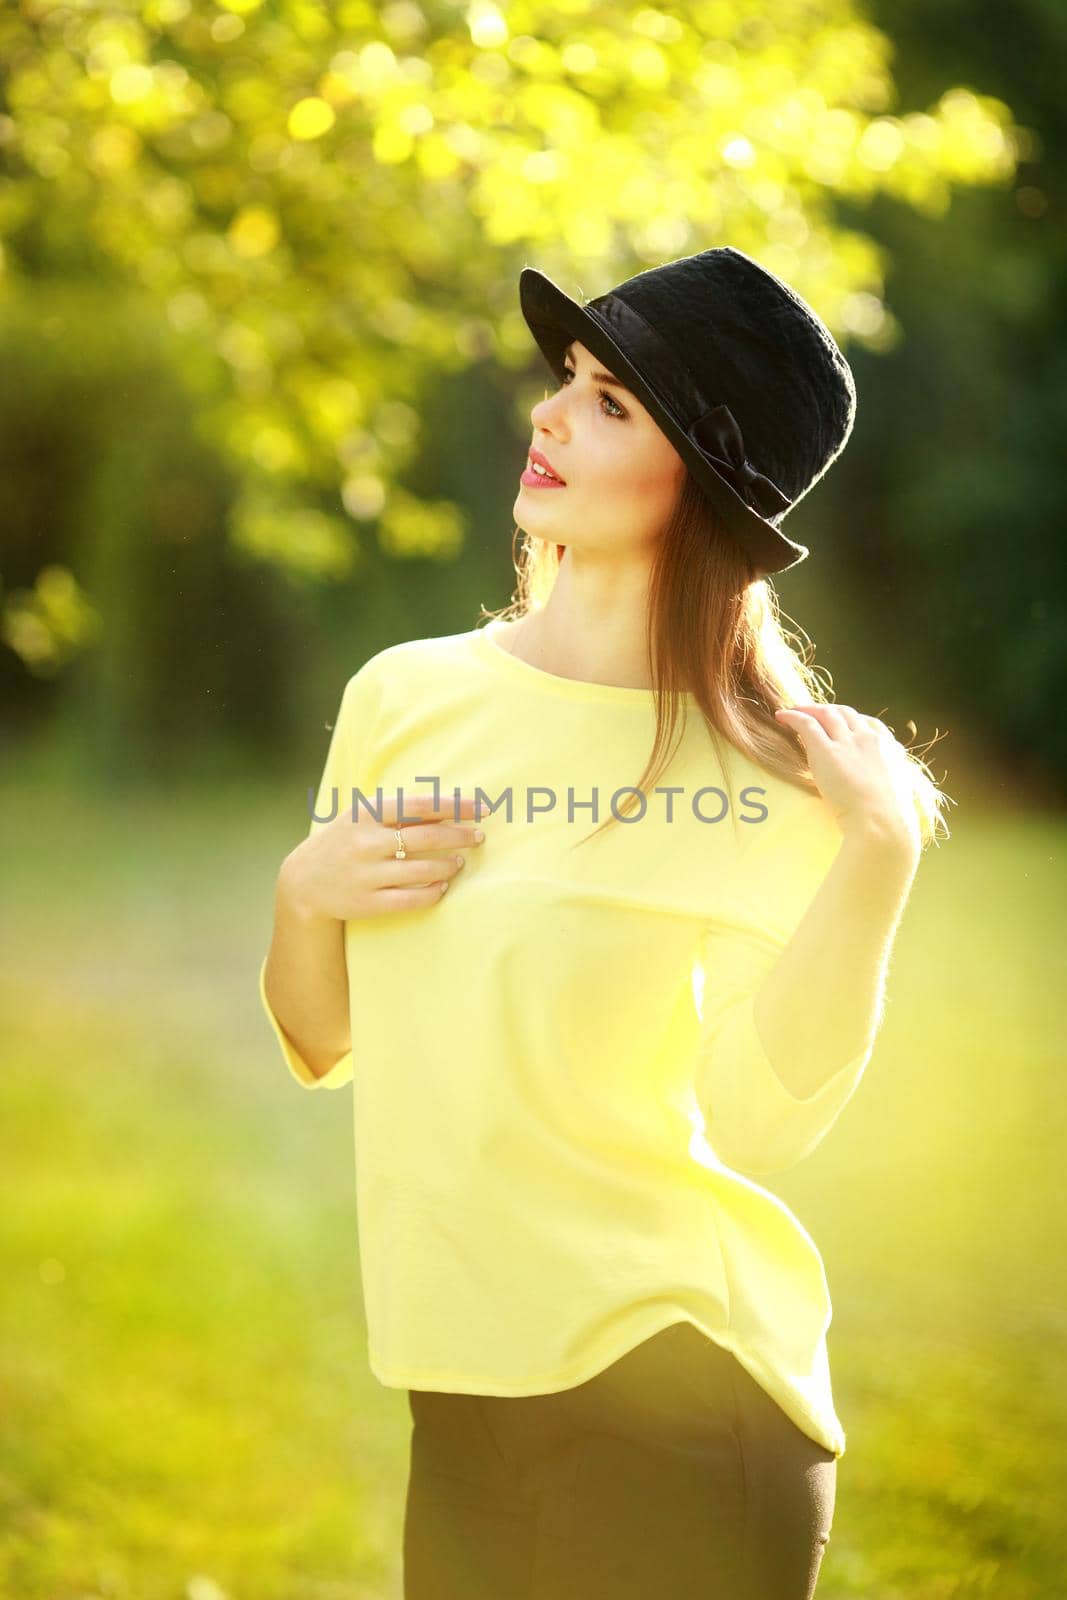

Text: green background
xmin=2 ymin=0 xmax=1064 ymax=1593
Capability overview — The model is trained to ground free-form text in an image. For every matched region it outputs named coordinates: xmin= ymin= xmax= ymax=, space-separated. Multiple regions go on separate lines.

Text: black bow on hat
xmin=519 ymin=246 xmax=857 ymax=577
xmin=687 ymin=403 xmax=793 ymax=524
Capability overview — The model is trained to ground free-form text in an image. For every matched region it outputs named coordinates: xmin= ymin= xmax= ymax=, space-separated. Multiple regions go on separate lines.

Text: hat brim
xmin=519 ymin=266 xmax=808 ymax=578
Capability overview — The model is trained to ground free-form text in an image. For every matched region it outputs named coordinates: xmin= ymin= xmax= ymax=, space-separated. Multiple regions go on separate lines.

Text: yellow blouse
xmin=258 ymin=619 xmax=874 ymax=1457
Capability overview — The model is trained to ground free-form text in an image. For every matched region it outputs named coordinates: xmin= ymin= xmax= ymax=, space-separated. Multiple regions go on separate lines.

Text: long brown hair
xmin=479 ymin=471 xmax=952 ymax=851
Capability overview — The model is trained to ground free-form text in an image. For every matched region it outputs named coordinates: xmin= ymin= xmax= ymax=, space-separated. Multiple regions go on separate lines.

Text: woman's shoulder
xmin=344 ymin=627 xmax=478 ymax=693
xmin=714 ymin=762 xmax=845 ymax=932
xmin=723 ymin=751 xmax=841 ymax=858
xmin=330 ymin=628 xmax=481 ymax=753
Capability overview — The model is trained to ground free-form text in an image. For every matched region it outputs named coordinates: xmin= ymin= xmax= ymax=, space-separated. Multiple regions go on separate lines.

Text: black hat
xmin=519 ymin=246 xmax=857 ymax=577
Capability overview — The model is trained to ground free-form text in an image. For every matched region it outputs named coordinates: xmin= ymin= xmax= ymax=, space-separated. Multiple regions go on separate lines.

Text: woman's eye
xmin=559 ymin=367 xmax=625 ymax=418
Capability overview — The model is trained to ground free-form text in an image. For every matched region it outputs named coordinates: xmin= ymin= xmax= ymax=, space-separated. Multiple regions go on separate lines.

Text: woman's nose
xmin=532 ymin=388 xmax=567 ymax=429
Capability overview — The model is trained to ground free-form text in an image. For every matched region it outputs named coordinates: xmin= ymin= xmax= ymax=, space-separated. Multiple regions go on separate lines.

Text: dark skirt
xmin=403 ymin=1320 xmax=837 ymax=1599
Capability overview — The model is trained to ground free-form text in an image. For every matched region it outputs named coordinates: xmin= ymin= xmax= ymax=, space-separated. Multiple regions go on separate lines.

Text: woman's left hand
xmin=774 ymin=703 xmax=922 ymax=853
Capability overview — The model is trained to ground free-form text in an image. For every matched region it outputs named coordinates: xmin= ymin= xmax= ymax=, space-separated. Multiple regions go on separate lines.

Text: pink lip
xmin=520 ymin=465 xmax=567 ymax=488
xmin=522 ymin=448 xmax=567 ymax=488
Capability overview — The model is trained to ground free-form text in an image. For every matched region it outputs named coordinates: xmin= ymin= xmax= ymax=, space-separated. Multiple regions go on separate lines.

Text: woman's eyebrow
xmin=562 ymin=341 xmax=634 ymax=395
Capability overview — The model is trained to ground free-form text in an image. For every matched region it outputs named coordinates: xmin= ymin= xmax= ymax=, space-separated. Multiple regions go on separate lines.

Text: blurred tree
xmin=3 ymin=0 xmax=1048 ymax=787
xmin=0 ymin=274 xmax=333 ymax=773
xmin=801 ymin=0 xmax=1067 ymax=793
xmin=0 ymin=0 xmax=1019 ymax=609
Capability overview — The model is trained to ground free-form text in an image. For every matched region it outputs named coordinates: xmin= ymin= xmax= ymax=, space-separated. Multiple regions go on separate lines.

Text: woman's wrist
xmin=276 ymin=844 xmax=332 ymax=925
xmin=838 ymin=806 xmax=921 ymax=868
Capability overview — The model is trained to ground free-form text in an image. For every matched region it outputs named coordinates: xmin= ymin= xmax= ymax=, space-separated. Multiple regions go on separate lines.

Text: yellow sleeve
xmin=259 ymin=658 xmax=385 ymax=1091
xmin=258 ymin=953 xmax=354 ymax=1090
xmin=692 ymin=788 xmax=873 ymax=1176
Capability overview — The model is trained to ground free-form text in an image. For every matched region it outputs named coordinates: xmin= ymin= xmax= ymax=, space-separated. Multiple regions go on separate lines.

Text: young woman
xmin=260 ymin=246 xmax=948 ymax=1599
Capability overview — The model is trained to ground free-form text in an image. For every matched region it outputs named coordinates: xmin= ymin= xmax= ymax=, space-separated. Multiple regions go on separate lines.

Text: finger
xmin=774 ymin=707 xmax=835 ymax=750
xmin=369 ymin=853 xmax=466 ymax=888
xmin=795 ymin=703 xmax=853 ymax=739
xmin=375 ymin=879 xmax=455 ymax=912
xmin=382 ymin=820 xmax=485 ymax=855
xmin=829 ymin=701 xmax=892 ymax=739
xmin=775 ymin=703 xmax=850 ymax=739
xmin=832 ymin=704 xmax=871 ymax=735
xmin=375 ymin=790 xmax=484 ymax=826
xmin=861 ymin=712 xmax=898 ymax=740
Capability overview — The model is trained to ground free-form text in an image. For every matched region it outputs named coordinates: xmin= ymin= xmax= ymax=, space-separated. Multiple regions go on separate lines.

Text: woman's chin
xmin=513 ymin=508 xmax=569 ymax=542
xmin=514 ymin=489 xmax=571 ymax=523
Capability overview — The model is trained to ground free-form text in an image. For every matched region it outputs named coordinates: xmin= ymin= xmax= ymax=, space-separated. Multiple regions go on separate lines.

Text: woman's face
xmin=514 ymin=339 xmax=687 ymax=557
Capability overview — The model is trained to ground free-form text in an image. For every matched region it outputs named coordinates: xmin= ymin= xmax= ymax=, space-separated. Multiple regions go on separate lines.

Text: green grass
xmin=1 ymin=774 xmax=1064 ymax=1597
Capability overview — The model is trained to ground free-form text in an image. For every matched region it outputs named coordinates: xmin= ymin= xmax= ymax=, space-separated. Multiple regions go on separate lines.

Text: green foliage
xmin=2 ymin=0 xmax=1061 ymax=789
xmin=0 ymin=562 xmax=102 ymax=672
xmin=0 ymin=0 xmax=1021 ymax=616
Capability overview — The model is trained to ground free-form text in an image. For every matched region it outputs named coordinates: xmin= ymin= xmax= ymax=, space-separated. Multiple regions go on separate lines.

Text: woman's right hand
xmin=277 ymin=790 xmax=486 ymax=923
